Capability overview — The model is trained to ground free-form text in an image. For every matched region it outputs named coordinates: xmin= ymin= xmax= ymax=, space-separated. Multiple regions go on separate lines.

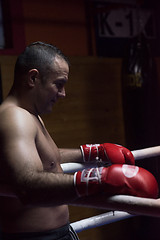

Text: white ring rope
xmin=61 ymin=146 xmax=160 ymax=173
xmin=71 ymin=211 xmax=133 ymax=233
xmin=70 ymin=194 xmax=160 ymax=233
xmin=132 ymin=146 xmax=160 ymax=160
xmin=62 ymin=163 xmax=97 ymax=173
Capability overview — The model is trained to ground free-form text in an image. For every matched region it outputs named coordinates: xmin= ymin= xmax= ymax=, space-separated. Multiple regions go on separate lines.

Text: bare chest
xmin=35 ymin=123 xmax=62 ymax=173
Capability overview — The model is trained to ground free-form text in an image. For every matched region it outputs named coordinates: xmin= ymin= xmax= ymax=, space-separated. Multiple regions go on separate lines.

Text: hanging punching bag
xmin=122 ymin=33 xmax=159 ymax=150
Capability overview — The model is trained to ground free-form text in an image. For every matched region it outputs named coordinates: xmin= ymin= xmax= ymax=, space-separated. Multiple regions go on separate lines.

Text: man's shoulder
xmin=0 ymin=104 xmax=32 ymax=120
xmin=0 ymin=104 xmax=37 ymax=134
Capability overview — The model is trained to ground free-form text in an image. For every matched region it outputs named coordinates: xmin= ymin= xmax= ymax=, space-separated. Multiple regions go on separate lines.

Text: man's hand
xmin=80 ymin=143 xmax=135 ymax=165
xmin=74 ymin=164 xmax=159 ymax=199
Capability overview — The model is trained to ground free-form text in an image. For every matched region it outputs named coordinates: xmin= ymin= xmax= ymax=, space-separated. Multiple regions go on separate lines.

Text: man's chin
xmin=45 ymin=108 xmax=53 ymax=114
xmin=41 ymin=106 xmax=54 ymax=115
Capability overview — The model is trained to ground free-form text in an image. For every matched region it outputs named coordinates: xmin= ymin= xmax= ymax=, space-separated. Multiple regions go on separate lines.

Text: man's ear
xmin=28 ymin=69 xmax=39 ymax=87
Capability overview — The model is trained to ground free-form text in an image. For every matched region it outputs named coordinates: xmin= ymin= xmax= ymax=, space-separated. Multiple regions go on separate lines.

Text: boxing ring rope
xmin=70 ymin=194 xmax=160 ymax=233
xmin=62 ymin=146 xmax=160 ymax=233
xmin=71 ymin=211 xmax=133 ymax=233
xmin=61 ymin=145 xmax=160 ymax=173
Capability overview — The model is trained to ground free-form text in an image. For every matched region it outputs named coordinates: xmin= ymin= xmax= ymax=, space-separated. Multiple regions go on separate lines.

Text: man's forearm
xmin=59 ymin=148 xmax=83 ymax=163
xmin=13 ymin=171 xmax=78 ymax=206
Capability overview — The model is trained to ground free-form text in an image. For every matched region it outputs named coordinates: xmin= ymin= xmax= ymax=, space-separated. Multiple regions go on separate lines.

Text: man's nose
xmin=58 ymin=88 xmax=66 ymax=98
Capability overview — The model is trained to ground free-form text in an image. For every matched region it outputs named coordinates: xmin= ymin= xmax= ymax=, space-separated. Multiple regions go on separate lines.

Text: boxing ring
xmin=61 ymin=146 xmax=160 ymax=233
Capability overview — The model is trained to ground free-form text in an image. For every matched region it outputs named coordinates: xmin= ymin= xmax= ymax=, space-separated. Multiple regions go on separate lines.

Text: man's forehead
xmin=53 ymin=56 xmax=69 ymax=69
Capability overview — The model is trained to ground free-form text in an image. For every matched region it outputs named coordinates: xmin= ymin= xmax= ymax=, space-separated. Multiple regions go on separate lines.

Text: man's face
xmin=35 ymin=57 xmax=69 ymax=115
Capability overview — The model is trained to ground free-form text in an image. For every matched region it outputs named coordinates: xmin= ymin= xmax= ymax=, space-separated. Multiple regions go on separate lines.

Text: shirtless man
xmin=0 ymin=42 xmax=158 ymax=240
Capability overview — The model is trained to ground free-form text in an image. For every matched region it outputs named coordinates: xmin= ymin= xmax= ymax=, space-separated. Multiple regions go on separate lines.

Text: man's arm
xmin=0 ymin=109 xmax=158 ymax=209
xmin=59 ymin=148 xmax=83 ymax=163
xmin=0 ymin=108 xmax=78 ymax=206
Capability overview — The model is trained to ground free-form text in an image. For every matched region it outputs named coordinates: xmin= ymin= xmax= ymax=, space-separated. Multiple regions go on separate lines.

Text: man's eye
xmin=56 ymin=83 xmax=63 ymax=89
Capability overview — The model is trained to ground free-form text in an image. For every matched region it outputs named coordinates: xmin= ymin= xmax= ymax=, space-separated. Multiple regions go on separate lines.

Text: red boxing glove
xmin=80 ymin=143 xmax=135 ymax=165
xmin=74 ymin=164 xmax=159 ymax=199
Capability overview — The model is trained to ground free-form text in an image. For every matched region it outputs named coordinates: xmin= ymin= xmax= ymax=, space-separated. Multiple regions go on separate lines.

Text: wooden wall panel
xmin=22 ymin=0 xmax=89 ymax=56
xmin=0 ymin=55 xmax=125 ymax=147
xmin=0 ymin=56 xmax=16 ymax=98
xmin=42 ymin=57 xmax=125 ymax=148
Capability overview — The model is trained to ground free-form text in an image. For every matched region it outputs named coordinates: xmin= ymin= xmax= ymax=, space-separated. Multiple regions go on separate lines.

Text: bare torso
xmin=0 ymin=98 xmax=69 ymax=233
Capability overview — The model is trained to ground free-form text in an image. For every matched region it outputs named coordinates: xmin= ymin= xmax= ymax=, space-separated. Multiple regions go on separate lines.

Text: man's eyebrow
xmin=58 ymin=77 xmax=68 ymax=82
xmin=54 ymin=78 xmax=68 ymax=83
